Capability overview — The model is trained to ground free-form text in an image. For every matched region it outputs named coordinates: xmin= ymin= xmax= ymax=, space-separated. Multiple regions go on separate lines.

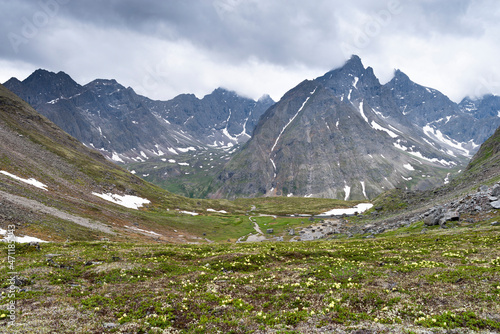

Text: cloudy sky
xmin=0 ymin=0 xmax=499 ymax=102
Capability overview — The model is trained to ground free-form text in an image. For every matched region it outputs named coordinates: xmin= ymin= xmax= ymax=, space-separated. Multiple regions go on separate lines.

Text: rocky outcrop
xmin=417 ymin=182 xmax=500 ymax=227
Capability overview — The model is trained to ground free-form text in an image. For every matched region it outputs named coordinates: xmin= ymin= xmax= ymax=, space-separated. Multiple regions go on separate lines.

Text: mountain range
xmin=4 ymin=70 xmax=274 ymax=163
xmin=4 ymin=55 xmax=500 ymax=200
xmin=211 ymin=56 xmax=500 ymax=199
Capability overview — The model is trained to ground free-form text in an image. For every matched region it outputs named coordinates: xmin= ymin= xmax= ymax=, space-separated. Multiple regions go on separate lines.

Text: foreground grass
xmin=1 ymin=225 xmax=499 ymax=333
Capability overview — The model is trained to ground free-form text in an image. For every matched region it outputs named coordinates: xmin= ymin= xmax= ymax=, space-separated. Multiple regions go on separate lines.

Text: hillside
xmin=0 ymin=83 xmax=254 ymax=243
xmin=463 ymin=125 xmax=500 ymax=184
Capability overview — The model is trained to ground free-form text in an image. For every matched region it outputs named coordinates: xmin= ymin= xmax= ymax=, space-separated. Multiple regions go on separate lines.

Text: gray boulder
xmin=424 ymin=207 xmax=444 ymax=226
xmin=441 ymin=210 xmax=460 ymax=223
xmin=490 ymin=201 xmax=500 ymax=209
xmin=491 ymin=184 xmax=500 ymax=197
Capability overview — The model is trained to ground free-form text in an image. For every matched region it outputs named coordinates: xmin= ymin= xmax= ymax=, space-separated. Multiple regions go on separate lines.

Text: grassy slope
xmin=461 ymin=125 xmax=500 ymax=186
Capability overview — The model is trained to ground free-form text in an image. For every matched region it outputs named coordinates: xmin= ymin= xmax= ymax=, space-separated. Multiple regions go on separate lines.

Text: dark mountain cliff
xmin=211 ymin=56 xmax=500 ymax=200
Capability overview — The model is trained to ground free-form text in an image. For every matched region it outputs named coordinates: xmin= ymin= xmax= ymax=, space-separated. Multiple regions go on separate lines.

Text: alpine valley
xmin=4 ymin=55 xmax=500 ymax=200
xmin=1 ymin=56 xmax=500 ymax=333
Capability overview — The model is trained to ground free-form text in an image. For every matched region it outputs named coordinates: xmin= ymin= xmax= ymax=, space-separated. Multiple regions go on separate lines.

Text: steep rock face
xmin=4 ymin=71 xmax=274 ymax=163
xmin=212 ymin=56 xmax=498 ymax=200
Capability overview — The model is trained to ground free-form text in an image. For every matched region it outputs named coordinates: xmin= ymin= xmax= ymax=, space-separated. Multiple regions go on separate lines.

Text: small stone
xmin=491 ymin=221 xmax=499 ymax=226
xmin=12 ymin=276 xmax=29 ymax=286
xmin=266 ymin=228 xmax=274 ymax=234
xmin=85 ymin=261 xmax=102 ymax=266
xmin=45 ymin=254 xmax=62 ymax=258
xmin=103 ymin=323 xmax=118 ymax=329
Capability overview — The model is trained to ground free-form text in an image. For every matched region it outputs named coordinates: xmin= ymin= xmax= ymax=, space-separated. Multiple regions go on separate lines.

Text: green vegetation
xmin=1 ymin=224 xmax=498 ymax=333
xmin=233 ymin=197 xmax=359 ymax=216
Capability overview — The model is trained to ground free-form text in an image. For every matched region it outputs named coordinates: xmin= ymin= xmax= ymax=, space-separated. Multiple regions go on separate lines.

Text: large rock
xmin=423 ymin=207 xmax=444 ymax=226
xmin=491 ymin=184 xmax=500 ymax=197
xmin=442 ymin=210 xmax=460 ymax=223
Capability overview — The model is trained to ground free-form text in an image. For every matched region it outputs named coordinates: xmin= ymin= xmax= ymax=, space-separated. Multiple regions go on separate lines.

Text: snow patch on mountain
xmin=358 ymin=101 xmax=368 ymax=123
xmin=393 ymin=141 xmax=456 ymax=167
xmin=360 ymin=181 xmax=367 ymax=199
xmin=92 ymin=192 xmax=150 ymax=210
xmin=0 ymin=228 xmax=48 ymax=243
xmin=371 ymin=121 xmax=398 ymax=138
xmin=423 ymin=125 xmax=471 ymax=157
xmin=403 ymin=163 xmax=415 ymax=171
xmin=318 ymin=203 xmax=373 ymax=217
xmin=111 ymin=152 xmax=124 ymax=163
xmin=0 ymin=171 xmax=48 ymax=191
xmin=125 ymin=225 xmax=162 ymax=236
xmin=207 ymin=209 xmax=228 ymax=214
xmin=343 ymin=182 xmax=351 ymax=201
xmin=177 ymin=147 xmax=196 ymax=153
xmin=353 ymin=77 xmax=359 ymax=88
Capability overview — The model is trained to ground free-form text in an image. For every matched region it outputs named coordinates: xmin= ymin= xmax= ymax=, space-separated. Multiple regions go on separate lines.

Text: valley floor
xmin=1 ymin=222 xmax=499 ymax=333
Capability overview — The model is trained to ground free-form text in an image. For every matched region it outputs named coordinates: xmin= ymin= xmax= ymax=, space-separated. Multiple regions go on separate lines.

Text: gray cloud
xmin=0 ymin=0 xmax=499 ymax=102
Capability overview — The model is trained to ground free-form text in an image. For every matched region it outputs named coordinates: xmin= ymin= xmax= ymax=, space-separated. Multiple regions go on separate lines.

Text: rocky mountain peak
xmin=25 ymin=69 xmax=77 ymax=87
xmin=342 ymin=54 xmax=365 ymax=74
xmin=3 ymin=77 xmax=22 ymax=91
xmin=207 ymin=87 xmax=241 ymax=101
xmin=321 ymin=55 xmax=365 ymax=81
xmin=6 ymin=69 xmax=81 ymax=107
xmin=258 ymin=94 xmax=274 ymax=104
xmin=460 ymin=94 xmax=500 ymax=119
xmin=211 ymin=56 xmax=500 ymax=200
xmin=84 ymin=79 xmax=127 ymax=96
xmin=389 ymin=69 xmax=413 ymax=88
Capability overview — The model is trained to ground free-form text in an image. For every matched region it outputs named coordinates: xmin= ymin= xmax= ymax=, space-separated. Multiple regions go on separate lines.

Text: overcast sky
xmin=0 ymin=0 xmax=499 ymax=102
